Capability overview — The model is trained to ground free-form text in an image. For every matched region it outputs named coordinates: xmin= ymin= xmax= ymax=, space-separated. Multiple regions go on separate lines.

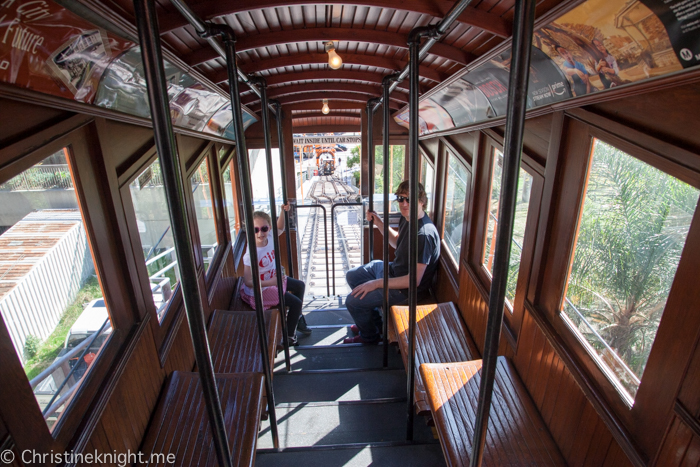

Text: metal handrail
xmin=132 ymin=0 xmax=234 ymax=463
xmin=296 ymin=204 xmax=330 ymax=296
xmin=471 ymin=0 xmax=536 ymax=463
xmin=564 ymin=297 xmax=641 ymax=386
xmin=330 ymin=202 xmax=364 ymax=296
xmin=253 ymin=76 xmax=291 ymax=371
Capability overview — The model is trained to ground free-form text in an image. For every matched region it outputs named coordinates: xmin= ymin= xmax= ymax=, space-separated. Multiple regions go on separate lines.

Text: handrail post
xmin=470 ymin=0 xmax=535 ymax=464
xmin=406 ymin=25 xmax=438 ymax=441
xmin=381 ymin=74 xmax=398 ymax=368
xmin=271 ymin=100 xmax=296 ymax=280
xmin=203 ymin=23 xmax=280 ymax=450
xmin=252 ymin=78 xmax=291 ymax=372
xmin=366 ymin=98 xmax=380 ymax=261
xmin=132 ymin=1 xmax=233 ymax=465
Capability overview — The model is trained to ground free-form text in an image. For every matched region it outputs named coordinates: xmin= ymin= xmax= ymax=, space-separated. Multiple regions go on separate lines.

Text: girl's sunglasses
xmin=395 ymin=196 xmax=410 ymax=204
xmin=254 ymin=226 xmax=270 ymax=233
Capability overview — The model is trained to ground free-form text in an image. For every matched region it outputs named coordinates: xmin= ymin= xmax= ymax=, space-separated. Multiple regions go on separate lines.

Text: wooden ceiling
xmin=98 ymin=0 xmax=566 ymax=132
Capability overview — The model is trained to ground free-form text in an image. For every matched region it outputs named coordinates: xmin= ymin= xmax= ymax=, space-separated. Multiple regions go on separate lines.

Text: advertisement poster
xmin=463 ymin=63 xmax=511 ymax=116
xmin=534 ymin=0 xmax=683 ymax=96
xmin=638 ymin=0 xmax=700 ymax=67
xmin=0 ymin=0 xmax=133 ymax=102
xmin=393 ymin=98 xmax=455 ymax=135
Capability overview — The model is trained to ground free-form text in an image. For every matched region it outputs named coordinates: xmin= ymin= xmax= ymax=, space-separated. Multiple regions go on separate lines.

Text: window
xmin=562 ymin=139 xmax=699 ymax=402
xmin=482 ymin=148 xmax=533 ymax=309
xmin=249 ymin=148 xmax=282 ymax=212
xmin=374 ymin=145 xmax=406 ymax=214
xmin=190 ymin=157 xmax=218 ymax=273
xmin=444 ymin=152 xmax=469 ymax=261
xmin=420 ymin=156 xmax=435 ymax=214
xmin=222 ymin=161 xmax=239 ymax=242
xmin=0 ymin=148 xmax=111 ymax=430
xmin=129 ymin=159 xmax=178 ymax=322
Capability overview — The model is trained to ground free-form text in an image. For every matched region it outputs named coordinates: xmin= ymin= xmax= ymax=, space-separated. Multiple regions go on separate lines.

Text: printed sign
xmin=293 ymin=136 xmax=362 ymax=145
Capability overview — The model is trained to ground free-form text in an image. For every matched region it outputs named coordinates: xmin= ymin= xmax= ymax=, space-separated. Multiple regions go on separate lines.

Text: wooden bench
xmin=389 ymin=302 xmax=477 ymax=414
xmin=139 ymin=371 xmax=264 ymax=466
xmin=421 ymin=357 xmax=566 ymax=466
xmin=207 ymin=309 xmax=281 ymax=374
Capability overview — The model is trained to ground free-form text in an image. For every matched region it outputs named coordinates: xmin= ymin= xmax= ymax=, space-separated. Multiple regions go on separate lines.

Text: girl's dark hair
xmin=253 ymin=211 xmax=271 ymax=226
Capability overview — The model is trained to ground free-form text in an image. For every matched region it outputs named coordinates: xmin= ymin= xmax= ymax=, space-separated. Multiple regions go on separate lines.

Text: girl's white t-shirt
xmin=242 ymin=231 xmax=276 ymax=295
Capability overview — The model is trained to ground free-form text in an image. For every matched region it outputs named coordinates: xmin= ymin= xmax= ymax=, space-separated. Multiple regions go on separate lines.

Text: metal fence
xmin=0 ymin=165 xmax=73 ymax=191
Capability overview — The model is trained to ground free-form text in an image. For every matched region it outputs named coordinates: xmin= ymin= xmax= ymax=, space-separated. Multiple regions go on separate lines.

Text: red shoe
xmin=350 ymin=324 xmax=359 ymax=334
xmin=343 ymin=335 xmax=380 ymax=345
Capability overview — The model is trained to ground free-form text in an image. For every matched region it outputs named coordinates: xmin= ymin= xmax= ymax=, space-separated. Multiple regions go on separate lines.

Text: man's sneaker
xmin=288 ymin=335 xmax=299 ymax=346
xmin=342 ymin=335 xmax=380 ymax=345
xmin=297 ymin=315 xmax=312 ymax=336
xmin=350 ymin=324 xmax=359 ymax=334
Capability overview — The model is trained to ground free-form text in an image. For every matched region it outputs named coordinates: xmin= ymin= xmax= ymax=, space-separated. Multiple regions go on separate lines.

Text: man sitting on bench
xmin=344 ymin=181 xmax=440 ymax=344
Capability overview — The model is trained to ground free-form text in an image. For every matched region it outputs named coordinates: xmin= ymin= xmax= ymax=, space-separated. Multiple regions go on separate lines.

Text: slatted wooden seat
xmin=139 ymin=371 xmax=264 ymax=467
xmin=421 ymin=357 xmax=567 ymax=467
xmin=390 ymin=302 xmax=477 ymax=414
xmin=207 ymin=309 xmax=281 ymax=374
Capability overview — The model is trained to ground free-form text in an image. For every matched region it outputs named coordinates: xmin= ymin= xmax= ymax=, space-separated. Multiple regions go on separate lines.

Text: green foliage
xmin=24 ymin=335 xmax=41 ymax=360
xmin=346 ymin=146 xmax=360 ymax=169
xmin=565 ymin=140 xmax=699 ymax=394
xmin=24 ymin=277 xmax=103 ymax=380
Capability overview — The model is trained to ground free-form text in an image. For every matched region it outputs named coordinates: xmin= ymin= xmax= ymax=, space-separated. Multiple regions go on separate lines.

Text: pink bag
xmin=240 ymin=275 xmax=288 ymax=310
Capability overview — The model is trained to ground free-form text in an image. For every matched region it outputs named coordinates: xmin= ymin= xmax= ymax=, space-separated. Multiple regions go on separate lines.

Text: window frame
xmin=0 ymin=120 xmax=134 ymax=451
xmin=184 ymin=144 xmax=222 ymax=282
xmin=441 ymin=147 xmax=472 ymax=270
xmin=220 ymin=145 xmax=242 ymax=246
xmin=468 ymin=133 xmax=544 ymax=343
xmin=529 ymin=114 xmax=700 ymax=453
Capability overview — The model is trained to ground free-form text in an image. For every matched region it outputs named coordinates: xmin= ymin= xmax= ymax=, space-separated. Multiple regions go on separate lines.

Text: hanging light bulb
xmin=325 ymin=42 xmax=343 ymax=69
xmin=322 ymin=99 xmax=330 ymax=114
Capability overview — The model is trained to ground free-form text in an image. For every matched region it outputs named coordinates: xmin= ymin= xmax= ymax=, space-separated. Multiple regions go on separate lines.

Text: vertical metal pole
xmin=132 ymin=2 xmax=232 ymax=465
xmin=208 ymin=23 xmax=280 ymax=450
xmin=255 ymin=80 xmax=291 ymax=371
xmin=470 ymin=0 xmax=535 ymax=464
xmin=272 ymin=100 xmax=295 ymax=280
xmin=381 ymin=75 xmax=396 ymax=368
xmin=366 ymin=100 xmax=375 ymax=261
xmin=406 ymin=26 xmax=434 ymax=441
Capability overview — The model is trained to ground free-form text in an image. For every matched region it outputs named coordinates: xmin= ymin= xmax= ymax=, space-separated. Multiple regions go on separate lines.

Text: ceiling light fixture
xmin=322 ymin=99 xmax=330 ymax=114
xmin=325 ymin=41 xmax=343 ymax=69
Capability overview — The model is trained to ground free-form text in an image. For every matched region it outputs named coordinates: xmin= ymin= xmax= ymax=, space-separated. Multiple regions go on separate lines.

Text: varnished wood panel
xmin=86 ymin=324 xmax=165 ymax=457
xmin=458 ymin=267 xmax=633 ymax=466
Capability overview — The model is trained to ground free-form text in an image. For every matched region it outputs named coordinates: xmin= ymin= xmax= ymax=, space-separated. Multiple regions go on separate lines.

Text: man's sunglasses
xmin=254 ymin=226 xmax=270 ymax=234
xmin=395 ymin=196 xmax=410 ymax=204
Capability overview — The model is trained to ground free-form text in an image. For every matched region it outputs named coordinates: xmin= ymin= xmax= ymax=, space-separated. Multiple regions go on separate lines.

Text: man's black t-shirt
xmin=389 ymin=214 xmax=440 ymax=293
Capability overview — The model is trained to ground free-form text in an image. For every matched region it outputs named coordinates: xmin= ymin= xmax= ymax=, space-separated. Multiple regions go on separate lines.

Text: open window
xmin=127 ymin=158 xmax=179 ymax=323
xmin=420 ymin=154 xmax=435 ymax=216
xmin=560 ymin=138 xmax=699 ymax=404
xmin=482 ymin=148 xmax=534 ymax=312
xmin=374 ymin=144 xmax=406 ymax=214
xmin=443 ymin=149 xmax=470 ymax=265
xmin=189 ymin=155 xmax=219 ymax=274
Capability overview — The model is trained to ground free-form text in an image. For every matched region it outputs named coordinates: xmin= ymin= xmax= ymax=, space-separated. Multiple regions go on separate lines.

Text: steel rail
xmin=252 ymin=77 xmax=292 ymax=372
xmin=204 ymin=23 xmax=280 ymax=450
xmin=470 ymin=0 xmax=536 ymax=464
xmin=132 ymin=0 xmax=233 ymax=463
xmin=371 ymin=0 xmax=475 ymax=113
xmin=331 ymin=202 xmax=365 ymax=296
xmin=296 ymin=204 xmax=331 ymax=296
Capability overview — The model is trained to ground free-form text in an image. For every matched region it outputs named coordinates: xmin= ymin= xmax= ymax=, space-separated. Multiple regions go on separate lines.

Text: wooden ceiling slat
xmin=158 ymin=0 xmax=510 ymax=38
xmin=250 ymin=92 xmax=400 ymax=110
xmin=183 ymin=28 xmax=474 ymax=67
xmin=241 ymin=83 xmax=407 ymax=106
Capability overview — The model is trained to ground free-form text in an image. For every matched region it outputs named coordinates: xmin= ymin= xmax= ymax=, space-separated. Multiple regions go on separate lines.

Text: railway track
xmin=299 ymin=175 xmax=363 ymax=299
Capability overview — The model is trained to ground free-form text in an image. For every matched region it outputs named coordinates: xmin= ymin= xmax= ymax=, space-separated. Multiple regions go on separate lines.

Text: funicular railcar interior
xmin=1 ymin=0 xmax=700 ymax=465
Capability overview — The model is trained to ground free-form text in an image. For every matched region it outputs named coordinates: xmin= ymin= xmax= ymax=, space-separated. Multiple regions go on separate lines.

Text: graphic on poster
xmin=534 ymin=0 xmax=683 ymax=95
xmin=46 ymin=29 xmax=111 ymax=96
xmin=429 ymin=78 xmax=493 ymax=127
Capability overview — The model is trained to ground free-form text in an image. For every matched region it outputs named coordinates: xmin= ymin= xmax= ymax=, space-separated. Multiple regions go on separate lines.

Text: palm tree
xmin=565 ymin=140 xmax=699 ymax=395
